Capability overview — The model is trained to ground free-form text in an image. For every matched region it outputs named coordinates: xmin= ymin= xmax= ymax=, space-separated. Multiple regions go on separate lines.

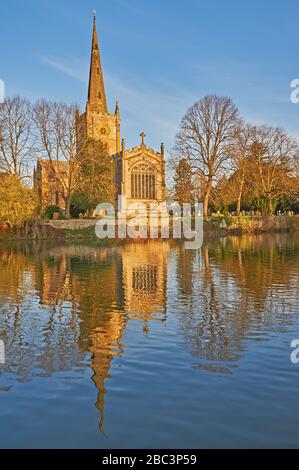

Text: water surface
xmin=0 ymin=235 xmax=298 ymax=448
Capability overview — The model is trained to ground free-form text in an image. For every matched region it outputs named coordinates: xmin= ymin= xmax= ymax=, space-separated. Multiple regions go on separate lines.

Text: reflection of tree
xmin=175 ymin=245 xmax=196 ymax=298
xmin=210 ymin=233 xmax=299 ymax=307
xmin=35 ymin=245 xmax=128 ymax=432
xmin=174 ymin=234 xmax=299 ymax=372
xmin=175 ymin=244 xmax=237 ymax=372
xmin=0 ymin=241 xmax=168 ymax=433
xmin=2 ymin=235 xmax=298 ymax=432
xmin=0 ymin=247 xmax=31 ymax=304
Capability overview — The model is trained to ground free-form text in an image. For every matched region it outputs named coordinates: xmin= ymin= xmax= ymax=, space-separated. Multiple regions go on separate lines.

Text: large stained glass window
xmin=131 ymin=163 xmax=156 ymax=199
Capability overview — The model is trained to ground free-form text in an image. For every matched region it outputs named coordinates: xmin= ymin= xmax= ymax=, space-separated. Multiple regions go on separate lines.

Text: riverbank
xmin=1 ymin=215 xmax=299 ymax=242
xmin=207 ymin=214 xmax=299 ymax=235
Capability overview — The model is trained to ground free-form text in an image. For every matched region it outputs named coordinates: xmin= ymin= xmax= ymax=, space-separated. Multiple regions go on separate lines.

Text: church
xmin=35 ymin=14 xmax=166 ymax=215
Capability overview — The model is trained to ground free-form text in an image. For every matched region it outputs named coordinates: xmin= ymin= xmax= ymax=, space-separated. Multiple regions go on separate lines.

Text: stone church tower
xmin=76 ymin=15 xmax=121 ymax=156
xmin=35 ymin=14 xmax=165 ymax=215
xmin=78 ymin=14 xmax=166 ymax=213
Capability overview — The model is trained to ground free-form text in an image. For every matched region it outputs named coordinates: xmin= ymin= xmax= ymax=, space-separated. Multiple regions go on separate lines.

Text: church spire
xmin=87 ymin=12 xmax=108 ymax=113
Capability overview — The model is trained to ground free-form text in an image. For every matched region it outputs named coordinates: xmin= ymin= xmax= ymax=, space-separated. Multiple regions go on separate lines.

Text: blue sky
xmin=1 ymin=0 xmax=299 ymax=151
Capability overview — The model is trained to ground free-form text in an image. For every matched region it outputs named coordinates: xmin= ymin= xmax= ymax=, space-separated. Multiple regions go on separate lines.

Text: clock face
xmin=100 ymin=127 xmax=107 ymax=135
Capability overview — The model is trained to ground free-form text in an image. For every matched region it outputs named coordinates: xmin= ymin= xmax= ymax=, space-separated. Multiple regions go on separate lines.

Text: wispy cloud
xmin=41 ymin=53 xmax=293 ymax=148
xmin=41 ymin=55 xmax=192 ymax=148
xmin=41 ymin=56 xmax=87 ymax=83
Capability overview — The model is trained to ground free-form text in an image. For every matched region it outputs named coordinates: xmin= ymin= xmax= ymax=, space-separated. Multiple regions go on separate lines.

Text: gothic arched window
xmin=131 ymin=163 xmax=156 ymax=199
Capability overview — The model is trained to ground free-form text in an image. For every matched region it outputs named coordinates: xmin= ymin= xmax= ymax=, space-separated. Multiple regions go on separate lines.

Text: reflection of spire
xmin=143 ymin=320 xmax=149 ymax=335
xmin=89 ymin=312 xmax=126 ymax=435
xmin=30 ymin=243 xmax=169 ymax=430
xmin=2 ymin=236 xmax=299 ymax=436
xmin=98 ymin=382 xmax=106 ymax=435
xmin=91 ymin=351 xmax=109 ymax=436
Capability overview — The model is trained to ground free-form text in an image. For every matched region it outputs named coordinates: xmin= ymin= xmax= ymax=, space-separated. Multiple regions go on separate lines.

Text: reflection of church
xmin=35 ymin=14 xmax=166 ymax=213
xmin=122 ymin=243 xmax=168 ymax=333
xmin=37 ymin=241 xmax=169 ymax=432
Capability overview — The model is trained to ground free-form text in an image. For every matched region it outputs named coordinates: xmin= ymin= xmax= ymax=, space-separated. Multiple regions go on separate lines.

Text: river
xmin=0 ymin=234 xmax=298 ymax=448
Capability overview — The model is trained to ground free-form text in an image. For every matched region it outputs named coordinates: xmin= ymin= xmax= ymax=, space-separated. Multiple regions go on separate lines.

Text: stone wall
xmin=46 ymin=215 xmax=299 ymax=234
xmin=46 ymin=219 xmax=97 ymax=230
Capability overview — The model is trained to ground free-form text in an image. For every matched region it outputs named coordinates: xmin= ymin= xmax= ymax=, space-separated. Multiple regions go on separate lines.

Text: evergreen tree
xmin=173 ymin=158 xmax=195 ymax=204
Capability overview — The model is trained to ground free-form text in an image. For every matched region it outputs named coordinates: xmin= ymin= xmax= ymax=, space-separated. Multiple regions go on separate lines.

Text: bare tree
xmin=0 ymin=96 xmax=33 ymax=179
xmin=228 ymin=123 xmax=255 ymax=215
xmin=293 ymin=150 xmax=299 ymax=177
xmin=175 ymin=95 xmax=240 ymax=216
xmin=250 ymin=125 xmax=298 ymax=214
xmin=33 ymin=100 xmax=87 ymax=218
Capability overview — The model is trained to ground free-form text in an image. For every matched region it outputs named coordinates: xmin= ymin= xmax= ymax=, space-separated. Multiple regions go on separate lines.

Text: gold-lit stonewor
xmin=35 ymin=13 xmax=165 ymax=214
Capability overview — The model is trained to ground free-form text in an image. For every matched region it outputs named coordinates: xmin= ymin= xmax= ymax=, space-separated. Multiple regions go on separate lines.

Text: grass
xmin=63 ymin=226 xmax=116 ymax=246
xmin=63 ymin=226 xmax=98 ymax=240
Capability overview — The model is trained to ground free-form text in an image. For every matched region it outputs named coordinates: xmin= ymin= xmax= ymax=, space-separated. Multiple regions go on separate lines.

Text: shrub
xmin=42 ymin=205 xmax=63 ymax=220
xmin=0 ymin=174 xmax=38 ymax=227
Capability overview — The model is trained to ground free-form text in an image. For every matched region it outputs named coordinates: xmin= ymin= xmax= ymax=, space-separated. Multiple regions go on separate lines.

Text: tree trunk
xmin=266 ymin=195 xmax=273 ymax=215
xmin=65 ymin=196 xmax=72 ymax=219
xmin=203 ymin=182 xmax=212 ymax=217
xmin=236 ymin=178 xmax=245 ymax=216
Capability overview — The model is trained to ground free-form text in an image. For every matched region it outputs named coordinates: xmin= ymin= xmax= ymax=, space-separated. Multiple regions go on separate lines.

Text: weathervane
xmin=93 ymin=9 xmax=96 ymax=18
